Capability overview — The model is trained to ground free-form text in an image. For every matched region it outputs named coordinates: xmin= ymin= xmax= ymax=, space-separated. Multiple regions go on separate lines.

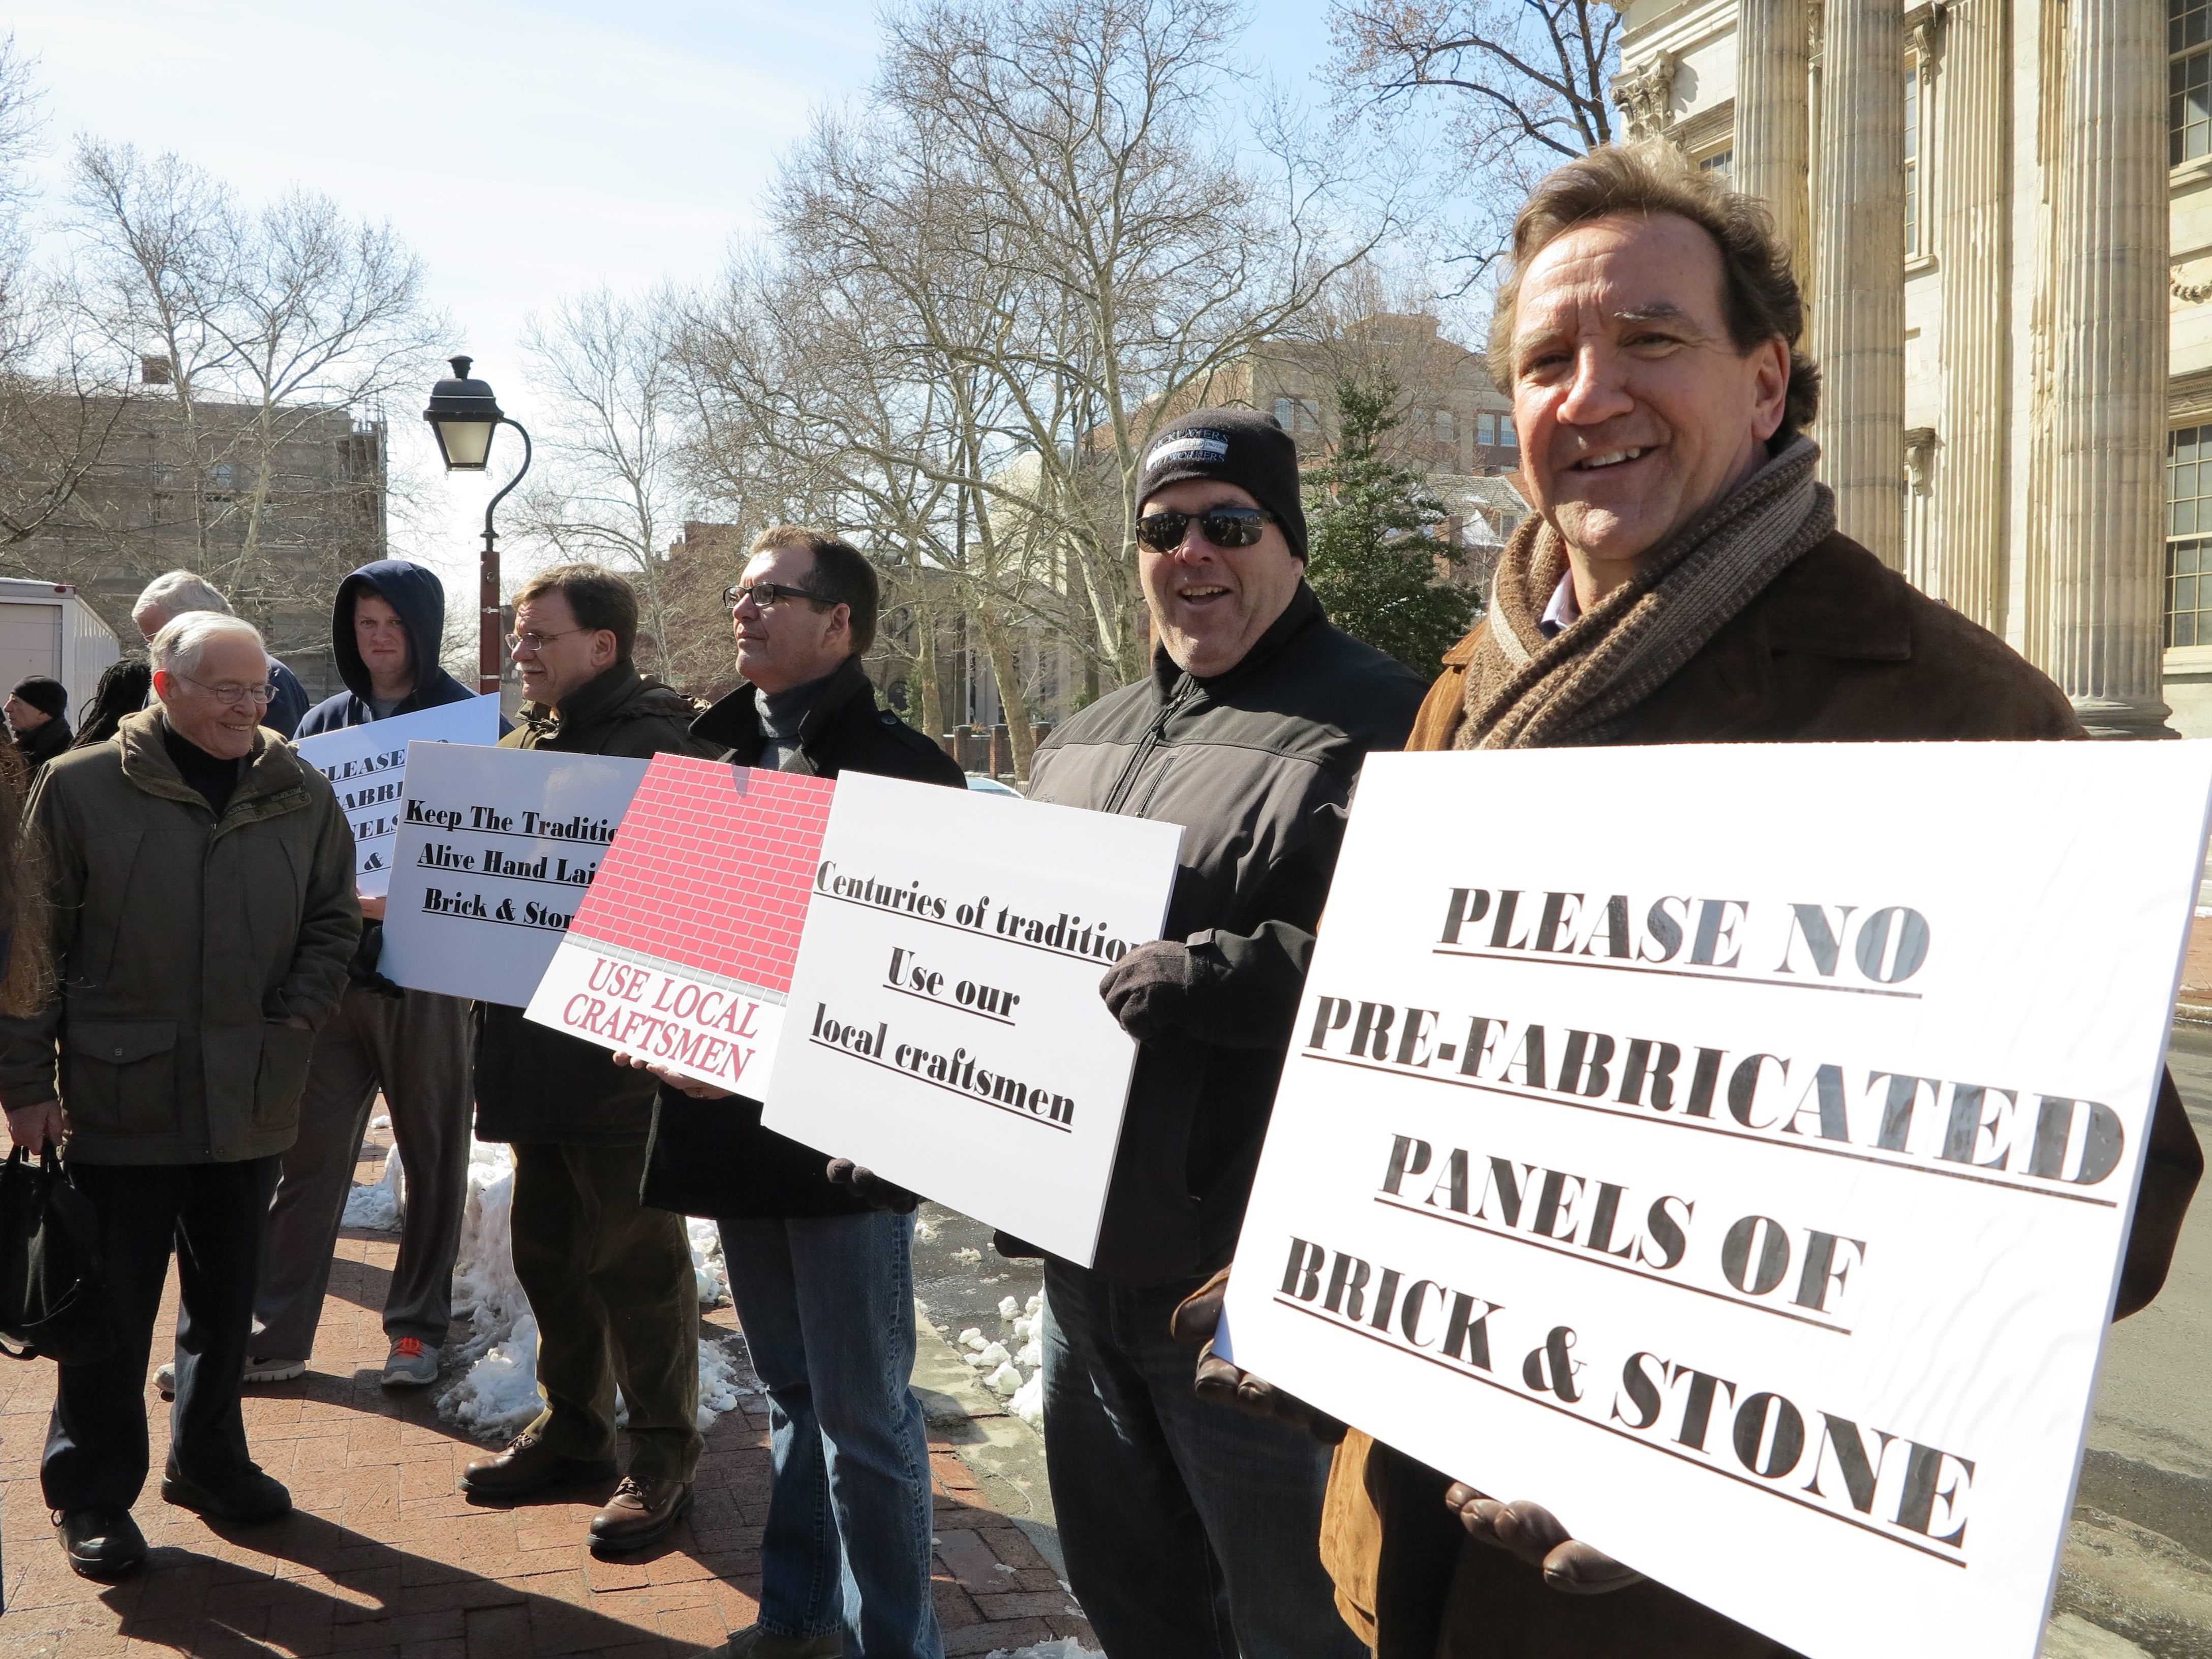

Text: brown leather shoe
xmin=588 ymin=1475 xmax=693 ymax=1552
xmin=459 ymin=1431 xmax=617 ymax=1499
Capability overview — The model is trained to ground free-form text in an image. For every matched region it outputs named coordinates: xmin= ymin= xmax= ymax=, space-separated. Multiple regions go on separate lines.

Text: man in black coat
xmin=636 ymin=528 xmax=963 ymax=1659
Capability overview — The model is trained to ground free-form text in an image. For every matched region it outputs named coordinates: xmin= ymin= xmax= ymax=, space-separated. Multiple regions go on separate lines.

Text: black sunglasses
xmin=1135 ymin=505 xmax=1274 ymax=554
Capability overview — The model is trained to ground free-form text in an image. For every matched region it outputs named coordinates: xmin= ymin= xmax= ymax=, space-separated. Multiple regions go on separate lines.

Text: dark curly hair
xmin=1488 ymin=140 xmax=1821 ymax=439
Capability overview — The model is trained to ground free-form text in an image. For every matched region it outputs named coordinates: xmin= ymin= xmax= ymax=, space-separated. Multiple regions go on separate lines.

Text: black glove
xmin=1098 ymin=939 xmax=1204 ymax=1042
xmin=1171 ymin=1268 xmax=1347 ymax=1443
xmin=826 ymin=1157 xmax=920 ymax=1214
xmin=345 ymin=921 xmax=405 ymax=1001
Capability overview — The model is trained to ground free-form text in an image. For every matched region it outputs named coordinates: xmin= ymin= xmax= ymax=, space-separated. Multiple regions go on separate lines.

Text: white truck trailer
xmin=0 ymin=579 xmax=121 ymax=722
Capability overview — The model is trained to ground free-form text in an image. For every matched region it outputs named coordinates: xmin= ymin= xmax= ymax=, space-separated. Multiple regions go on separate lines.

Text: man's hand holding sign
xmin=1199 ymin=144 xmax=2206 ymax=1659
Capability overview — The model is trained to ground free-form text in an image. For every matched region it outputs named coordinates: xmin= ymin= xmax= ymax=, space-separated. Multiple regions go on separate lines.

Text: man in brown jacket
xmin=1181 ymin=141 xmax=2205 ymax=1657
xmin=0 ymin=612 xmax=358 ymax=1580
xmin=458 ymin=565 xmax=721 ymax=1555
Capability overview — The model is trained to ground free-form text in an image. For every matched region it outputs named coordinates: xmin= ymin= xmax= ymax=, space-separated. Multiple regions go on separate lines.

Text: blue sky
xmin=7 ymin=1 xmax=1347 ymax=587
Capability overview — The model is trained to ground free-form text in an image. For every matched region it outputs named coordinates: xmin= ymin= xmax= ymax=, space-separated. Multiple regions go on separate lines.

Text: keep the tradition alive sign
xmin=1221 ymin=743 xmax=2212 ymax=1659
xmin=523 ymin=756 xmax=834 ymax=1093
xmin=292 ymin=695 xmax=501 ymax=896
xmin=379 ymin=743 xmax=649 ymax=1005
xmin=761 ymin=772 xmax=1183 ymax=1265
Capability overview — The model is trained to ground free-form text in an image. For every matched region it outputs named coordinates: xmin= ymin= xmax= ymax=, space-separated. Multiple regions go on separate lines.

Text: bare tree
xmin=514 ymin=284 xmax=727 ymax=688
xmin=48 ymin=140 xmax=442 ymax=654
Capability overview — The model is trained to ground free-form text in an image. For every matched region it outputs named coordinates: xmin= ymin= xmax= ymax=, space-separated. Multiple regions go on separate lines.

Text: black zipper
xmin=1102 ymin=677 xmax=1200 ymax=816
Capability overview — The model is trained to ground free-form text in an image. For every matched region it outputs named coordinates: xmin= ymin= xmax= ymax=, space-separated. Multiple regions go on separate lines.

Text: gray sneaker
xmin=243 ymin=1357 xmax=306 ymax=1384
xmin=381 ymin=1337 xmax=439 ymax=1387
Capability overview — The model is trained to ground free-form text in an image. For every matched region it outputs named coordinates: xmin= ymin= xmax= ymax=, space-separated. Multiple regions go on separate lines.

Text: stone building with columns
xmin=1614 ymin=0 xmax=2205 ymax=735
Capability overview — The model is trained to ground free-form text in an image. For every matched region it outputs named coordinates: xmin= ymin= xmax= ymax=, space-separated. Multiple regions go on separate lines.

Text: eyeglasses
xmin=725 ymin=581 xmax=831 ymax=612
xmin=1135 ymin=505 xmax=1274 ymax=554
xmin=504 ymin=626 xmax=589 ymax=655
xmin=179 ymin=674 xmax=278 ymax=706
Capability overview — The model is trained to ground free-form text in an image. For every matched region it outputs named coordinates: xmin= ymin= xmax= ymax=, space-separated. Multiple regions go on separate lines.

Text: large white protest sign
xmin=380 ymin=743 xmax=648 ymax=1005
xmin=523 ymin=755 xmax=834 ymax=1093
xmin=761 ymin=772 xmax=1183 ymax=1264
xmin=293 ymin=695 xmax=501 ymax=896
xmin=1221 ymin=742 xmax=2212 ymax=1659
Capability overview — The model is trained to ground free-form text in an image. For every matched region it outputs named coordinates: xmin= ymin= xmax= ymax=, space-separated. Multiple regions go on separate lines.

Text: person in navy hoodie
xmin=251 ymin=560 xmax=489 ymax=1388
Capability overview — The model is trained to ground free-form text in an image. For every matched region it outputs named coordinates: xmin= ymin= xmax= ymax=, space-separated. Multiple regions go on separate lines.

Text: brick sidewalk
xmin=0 ymin=1188 xmax=1093 ymax=1656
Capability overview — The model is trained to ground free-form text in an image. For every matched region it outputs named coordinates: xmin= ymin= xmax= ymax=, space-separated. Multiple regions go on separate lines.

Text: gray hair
xmin=150 ymin=612 xmax=265 ymax=681
xmin=133 ymin=570 xmax=234 ymax=626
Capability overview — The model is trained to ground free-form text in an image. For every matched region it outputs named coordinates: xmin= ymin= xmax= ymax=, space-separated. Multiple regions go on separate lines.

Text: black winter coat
xmin=1020 ymin=584 xmax=1428 ymax=1284
xmin=642 ymin=657 xmax=967 ymax=1219
xmin=473 ymin=661 xmax=718 ymax=1145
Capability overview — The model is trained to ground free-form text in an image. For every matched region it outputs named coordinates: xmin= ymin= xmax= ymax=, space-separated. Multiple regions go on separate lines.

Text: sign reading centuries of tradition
xmin=524 ymin=756 xmax=834 ymax=1093
xmin=379 ymin=743 xmax=648 ymax=1005
xmin=1220 ymin=743 xmax=2212 ymax=1659
xmin=761 ymin=772 xmax=1184 ymax=1265
xmin=292 ymin=695 xmax=501 ymax=896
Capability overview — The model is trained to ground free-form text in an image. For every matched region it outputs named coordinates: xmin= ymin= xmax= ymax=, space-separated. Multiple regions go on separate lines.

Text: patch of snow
xmin=984 ymin=1639 xmax=1101 ymax=1659
xmin=997 ymin=1295 xmax=1021 ymax=1320
xmin=1008 ymin=1368 xmax=1044 ymax=1429
xmin=368 ymin=1113 xmax=391 ymax=1129
xmin=960 ymin=1329 xmax=986 ymax=1350
xmin=952 ymin=1246 xmax=982 ymax=1264
xmin=984 ymin=1361 xmax=1023 ymax=1396
xmin=1016 ymin=1338 xmax=1042 ymax=1369
xmin=436 ymin=1136 xmax=745 ymax=1443
xmin=969 ymin=1341 xmax=1010 ymax=1370
xmin=913 ymin=1213 xmax=937 ymax=1243
xmin=342 ymin=1146 xmax=405 ymax=1231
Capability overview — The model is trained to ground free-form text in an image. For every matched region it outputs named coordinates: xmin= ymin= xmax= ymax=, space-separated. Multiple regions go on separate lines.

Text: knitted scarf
xmin=1455 ymin=435 xmax=1835 ymax=750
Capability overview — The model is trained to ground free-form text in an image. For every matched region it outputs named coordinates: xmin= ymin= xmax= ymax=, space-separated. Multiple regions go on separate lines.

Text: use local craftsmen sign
xmin=1221 ymin=742 xmax=2212 ymax=1659
xmin=523 ymin=755 xmax=834 ymax=1092
xmin=762 ymin=771 xmax=1182 ymax=1265
xmin=379 ymin=743 xmax=650 ymax=1005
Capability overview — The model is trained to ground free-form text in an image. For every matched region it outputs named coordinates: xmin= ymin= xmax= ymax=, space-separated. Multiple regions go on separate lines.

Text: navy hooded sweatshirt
xmin=295 ymin=559 xmax=482 ymax=736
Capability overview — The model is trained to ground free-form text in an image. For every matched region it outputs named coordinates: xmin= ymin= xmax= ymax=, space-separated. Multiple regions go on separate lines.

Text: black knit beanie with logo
xmin=1135 ymin=408 xmax=1309 ymax=563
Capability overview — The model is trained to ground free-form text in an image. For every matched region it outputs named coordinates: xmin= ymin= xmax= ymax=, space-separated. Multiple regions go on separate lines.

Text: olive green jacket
xmin=0 ymin=709 xmax=361 ymax=1164
xmin=474 ymin=662 xmax=718 ymax=1145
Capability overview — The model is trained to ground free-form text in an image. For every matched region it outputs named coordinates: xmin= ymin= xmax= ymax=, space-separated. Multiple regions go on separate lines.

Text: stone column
xmin=1734 ymin=0 xmax=1811 ymax=270
xmin=1811 ymin=0 xmax=1907 ymax=567
xmin=1932 ymin=0 xmax=2008 ymax=628
xmin=2039 ymin=0 xmax=2173 ymax=735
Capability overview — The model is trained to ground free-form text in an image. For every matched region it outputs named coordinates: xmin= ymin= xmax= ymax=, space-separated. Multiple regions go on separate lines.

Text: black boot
xmin=54 ymin=1508 xmax=147 ymax=1578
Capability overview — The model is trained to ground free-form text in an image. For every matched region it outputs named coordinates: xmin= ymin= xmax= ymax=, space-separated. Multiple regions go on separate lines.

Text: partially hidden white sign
xmin=380 ymin=742 xmax=648 ymax=1006
xmin=1221 ymin=742 xmax=2212 ymax=1659
xmin=760 ymin=772 xmax=1183 ymax=1266
xmin=292 ymin=694 xmax=500 ymax=896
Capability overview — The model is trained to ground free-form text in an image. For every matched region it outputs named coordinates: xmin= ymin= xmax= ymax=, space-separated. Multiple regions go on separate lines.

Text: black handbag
xmin=0 ymin=1145 xmax=110 ymax=1364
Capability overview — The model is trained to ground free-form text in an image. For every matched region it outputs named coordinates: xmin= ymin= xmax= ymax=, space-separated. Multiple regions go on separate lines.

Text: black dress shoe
xmin=588 ymin=1476 xmax=692 ymax=1553
xmin=461 ymin=1430 xmax=618 ymax=1499
xmin=161 ymin=1460 xmax=291 ymax=1522
xmin=53 ymin=1508 xmax=147 ymax=1579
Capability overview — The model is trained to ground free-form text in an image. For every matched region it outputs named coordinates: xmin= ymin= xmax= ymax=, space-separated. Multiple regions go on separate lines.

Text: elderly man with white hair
xmin=0 ymin=610 xmax=358 ymax=1581
xmin=131 ymin=570 xmax=312 ymax=737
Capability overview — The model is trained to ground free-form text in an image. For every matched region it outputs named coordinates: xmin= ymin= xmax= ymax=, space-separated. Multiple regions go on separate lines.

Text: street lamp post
xmin=423 ymin=355 xmax=532 ymax=695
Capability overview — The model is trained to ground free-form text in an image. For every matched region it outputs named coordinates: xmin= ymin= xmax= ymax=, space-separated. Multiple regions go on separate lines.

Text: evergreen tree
xmin=1302 ymin=377 xmax=1477 ymax=674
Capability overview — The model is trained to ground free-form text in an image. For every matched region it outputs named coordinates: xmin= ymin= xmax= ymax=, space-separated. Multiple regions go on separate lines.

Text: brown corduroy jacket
xmin=1324 ymin=530 xmax=2206 ymax=1659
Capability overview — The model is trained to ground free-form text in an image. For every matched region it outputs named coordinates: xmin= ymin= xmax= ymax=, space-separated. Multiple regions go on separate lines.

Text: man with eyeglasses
xmin=1009 ymin=408 xmax=1428 ymax=1658
xmin=458 ymin=564 xmax=722 ymax=1555
xmin=0 ymin=611 xmax=358 ymax=1580
xmin=619 ymin=526 xmax=961 ymax=1659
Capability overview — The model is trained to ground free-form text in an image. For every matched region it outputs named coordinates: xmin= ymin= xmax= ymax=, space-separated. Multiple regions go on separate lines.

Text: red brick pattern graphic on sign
xmin=566 ymin=754 xmax=833 ymax=995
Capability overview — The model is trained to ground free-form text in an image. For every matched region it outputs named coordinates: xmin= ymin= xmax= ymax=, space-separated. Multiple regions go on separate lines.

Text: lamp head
xmin=423 ymin=354 xmax=505 ymax=471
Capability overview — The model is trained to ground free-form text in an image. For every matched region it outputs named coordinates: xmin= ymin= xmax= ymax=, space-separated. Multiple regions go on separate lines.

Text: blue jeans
xmin=1042 ymin=1260 xmax=1365 ymax=1659
xmin=717 ymin=1211 xmax=944 ymax=1659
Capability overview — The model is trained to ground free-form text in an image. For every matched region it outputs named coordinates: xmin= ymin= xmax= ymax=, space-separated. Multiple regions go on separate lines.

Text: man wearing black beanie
xmin=1008 ymin=409 xmax=1428 ymax=1659
xmin=7 ymin=675 xmax=73 ymax=775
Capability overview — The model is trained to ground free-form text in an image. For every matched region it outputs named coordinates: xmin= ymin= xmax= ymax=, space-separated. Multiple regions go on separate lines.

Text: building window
xmin=1904 ymin=65 xmax=1922 ymax=256
xmin=1272 ymin=396 xmax=1321 ymax=433
xmin=2175 ymin=0 xmax=2212 ymax=165
xmin=1434 ymin=409 xmax=1454 ymax=445
xmin=2168 ymin=425 xmax=2212 ymax=646
xmin=1699 ymin=149 xmax=1733 ymax=177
